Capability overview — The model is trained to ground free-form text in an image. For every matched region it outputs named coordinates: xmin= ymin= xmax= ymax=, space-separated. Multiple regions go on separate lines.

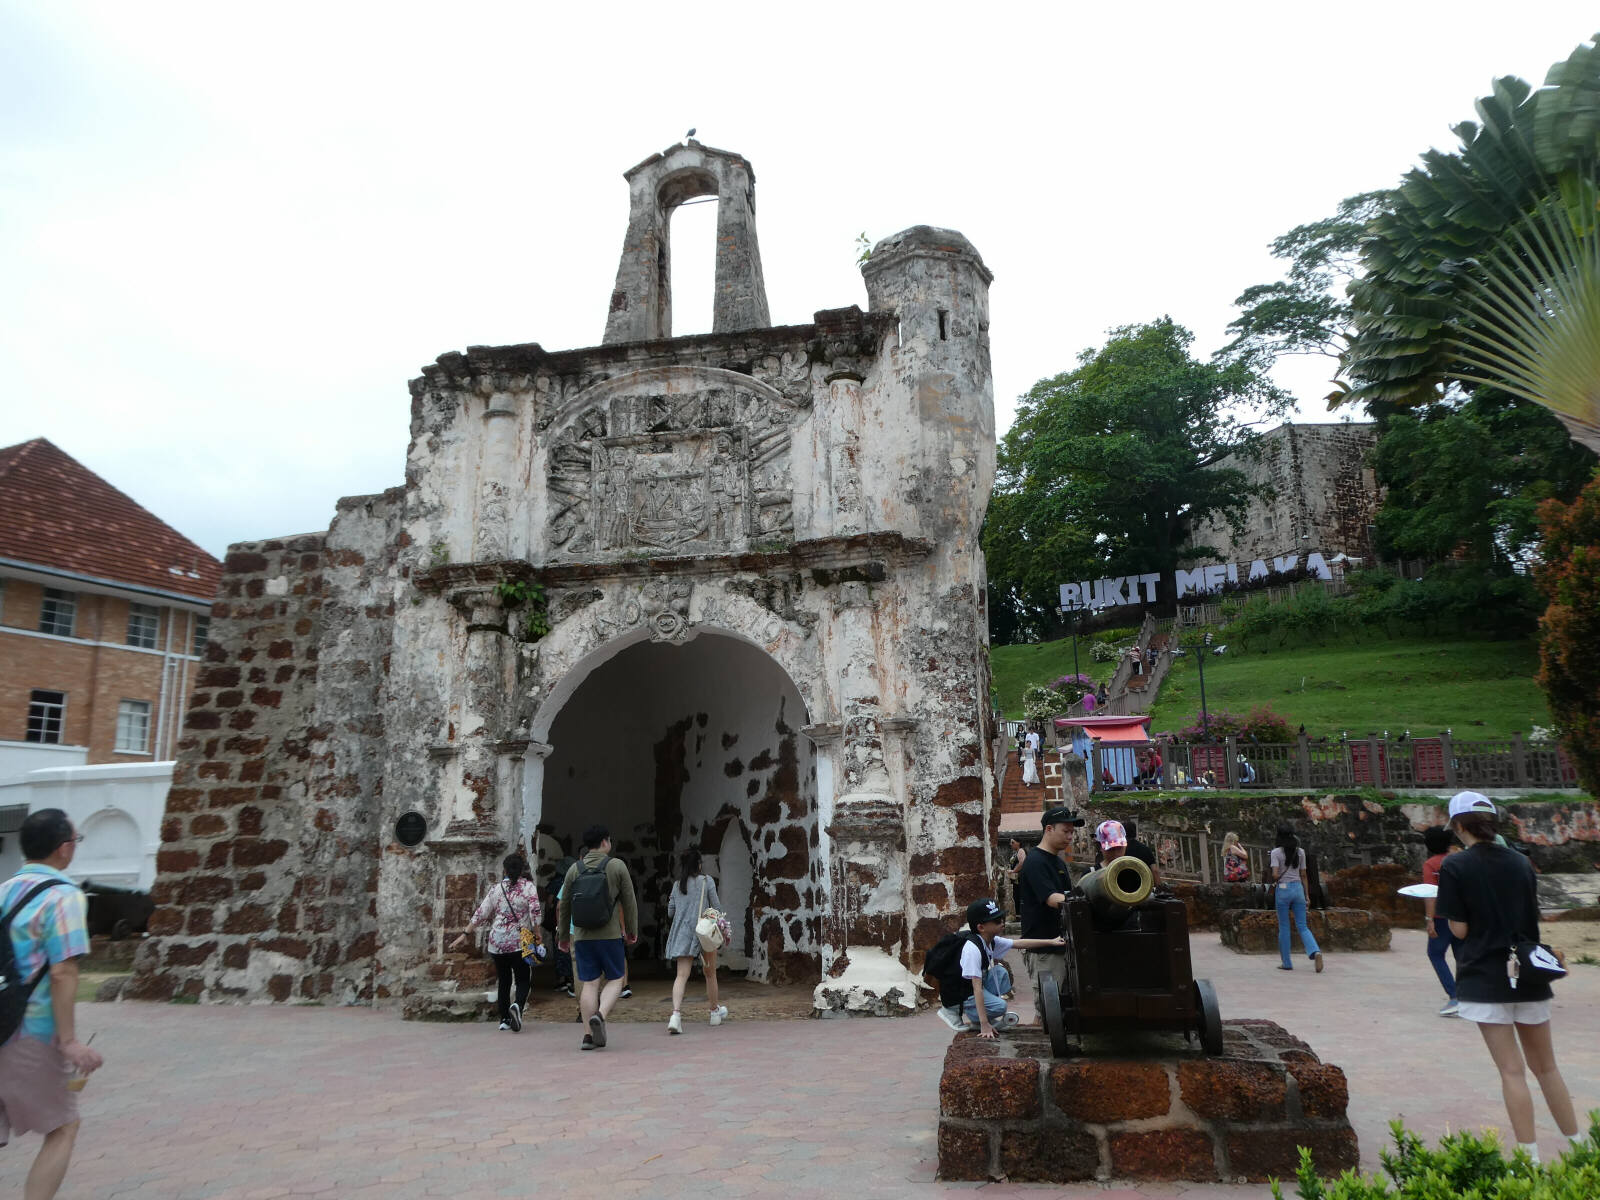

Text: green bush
xmin=1273 ymin=1118 xmax=1600 ymax=1199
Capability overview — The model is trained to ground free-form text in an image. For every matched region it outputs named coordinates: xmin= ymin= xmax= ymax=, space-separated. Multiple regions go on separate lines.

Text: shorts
xmin=1456 ymin=999 xmax=1552 ymax=1025
xmin=573 ymin=938 xmax=627 ymax=982
xmin=0 ymin=1035 xmax=78 ymax=1144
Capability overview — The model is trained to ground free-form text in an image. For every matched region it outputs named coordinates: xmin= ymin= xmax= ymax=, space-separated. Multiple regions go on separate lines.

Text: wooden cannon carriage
xmin=1039 ymin=855 xmax=1224 ymax=1057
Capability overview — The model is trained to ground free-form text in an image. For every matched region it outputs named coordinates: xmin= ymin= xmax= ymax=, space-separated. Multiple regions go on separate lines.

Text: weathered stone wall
xmin=1056 ymin=794 xmax=1600 ymax=878
xmin=1187 ymin=422 xmax=1380 ymax=564
xmin=1219 ymin=908 xmax=1392 ymax=953
xmin=129 ymin=490 xmax=400 ymax=1003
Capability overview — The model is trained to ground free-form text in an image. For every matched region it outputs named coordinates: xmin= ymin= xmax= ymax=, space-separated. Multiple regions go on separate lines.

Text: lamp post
xmin=1057 ymin=604 xmax=1100 ymax=692
xmin=1197 ymin=631 xmax=1214 ymax=740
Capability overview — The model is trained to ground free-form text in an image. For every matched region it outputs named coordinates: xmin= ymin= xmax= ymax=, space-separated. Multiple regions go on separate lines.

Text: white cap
xmin=1447 ymin=790 xmax=1497 ymax=819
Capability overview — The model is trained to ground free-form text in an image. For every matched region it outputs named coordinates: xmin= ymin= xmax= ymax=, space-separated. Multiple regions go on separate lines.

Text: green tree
xmin=1371 ymin=391 xmax=1595 ymax=562
xmin=984 ymin=318 xmax=1287 ymax=642
xmin=1220 ymin=191 xmax=1388 ymax=406
xmin=1343 ymin=36 xmax=1600 ymax=453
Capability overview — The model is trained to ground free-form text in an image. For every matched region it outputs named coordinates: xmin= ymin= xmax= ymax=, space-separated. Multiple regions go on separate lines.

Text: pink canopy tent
xmin=1053 ymin=715 xmax=1154 ymax=788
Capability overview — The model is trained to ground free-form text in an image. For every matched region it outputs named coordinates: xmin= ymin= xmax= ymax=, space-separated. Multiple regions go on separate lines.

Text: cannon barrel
xmin=1074 ymin=856 xmax=1153 ymax=928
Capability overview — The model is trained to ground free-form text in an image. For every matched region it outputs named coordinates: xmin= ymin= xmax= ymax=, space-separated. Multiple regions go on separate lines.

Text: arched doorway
xmin=534 ymin=630 xmax=821 ymax=984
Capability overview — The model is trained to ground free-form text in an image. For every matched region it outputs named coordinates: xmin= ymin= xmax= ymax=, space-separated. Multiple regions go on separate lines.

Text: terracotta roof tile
xmin=0 ymin=438 xmax=221 ymax=602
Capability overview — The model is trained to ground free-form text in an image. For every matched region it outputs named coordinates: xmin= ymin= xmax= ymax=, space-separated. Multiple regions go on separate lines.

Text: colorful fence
xmin=1089 ymin=732 xmax=1578 ymax=792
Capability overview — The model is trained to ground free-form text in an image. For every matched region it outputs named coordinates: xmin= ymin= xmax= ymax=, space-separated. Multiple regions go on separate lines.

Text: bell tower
xmin=602 ymin=140 xmax=771 ymax=344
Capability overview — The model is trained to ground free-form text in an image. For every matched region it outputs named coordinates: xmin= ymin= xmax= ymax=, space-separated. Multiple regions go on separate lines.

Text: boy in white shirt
xmin=955 ymin=897 xmax=1065 ymax=1038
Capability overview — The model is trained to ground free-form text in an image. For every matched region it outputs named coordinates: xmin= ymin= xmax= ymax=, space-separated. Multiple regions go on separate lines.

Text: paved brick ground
xmin=5 ymin=932 xmax=1597 ymax=1198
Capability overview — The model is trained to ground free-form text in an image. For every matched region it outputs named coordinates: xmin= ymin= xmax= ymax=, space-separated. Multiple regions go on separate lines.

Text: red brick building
xmin=0 ymin=439 xmax=221 ymax=776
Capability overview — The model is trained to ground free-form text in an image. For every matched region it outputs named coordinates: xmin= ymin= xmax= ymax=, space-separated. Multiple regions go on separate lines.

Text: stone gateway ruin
xmin=129 ymin=142 xmax=1000 ymax=1016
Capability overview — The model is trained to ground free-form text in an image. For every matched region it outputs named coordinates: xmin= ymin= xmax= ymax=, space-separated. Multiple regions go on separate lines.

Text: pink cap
xmin=1094 ymin=819 xmax=1127 ymax=849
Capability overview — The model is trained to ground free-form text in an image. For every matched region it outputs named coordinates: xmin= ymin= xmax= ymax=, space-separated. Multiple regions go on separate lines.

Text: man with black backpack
xmin=1 ymin=809 xmax=104 ymax=1200
xmin=556 ymin=825 xmax=637 ymax=1051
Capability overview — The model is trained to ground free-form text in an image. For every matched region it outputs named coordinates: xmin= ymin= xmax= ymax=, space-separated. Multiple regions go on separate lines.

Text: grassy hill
xmin=991 ymin=632 xmax=1552 ymax=740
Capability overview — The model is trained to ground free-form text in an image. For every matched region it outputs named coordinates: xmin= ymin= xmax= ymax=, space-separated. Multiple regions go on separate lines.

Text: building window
xmin=192 ymin=615 xmax=210 ymax=656
xmin=127 ymin=603 xmax=160 ymax=649
xmin=26 ymin=690 xmax=67 ymax=743
xmin=39 ymin=589 xmax=76 ymax=637
xmin=115 ymin=700 xmax=151 ymax=753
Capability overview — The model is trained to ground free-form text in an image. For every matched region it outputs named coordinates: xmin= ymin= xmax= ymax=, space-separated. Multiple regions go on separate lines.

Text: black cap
xmin=1041 ymin=806 xmax=1085 ymax=828
xmin=967 ymin=898 xmax=1004 ymax=928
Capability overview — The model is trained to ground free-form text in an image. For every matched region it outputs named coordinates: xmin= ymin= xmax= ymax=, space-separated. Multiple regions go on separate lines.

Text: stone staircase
xmin=998 ymin=748 xmax=1074 ymax=831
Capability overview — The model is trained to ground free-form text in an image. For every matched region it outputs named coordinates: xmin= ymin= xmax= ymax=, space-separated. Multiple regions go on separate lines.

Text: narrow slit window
xmin=937 ymin=309 xmax=949 ymax=340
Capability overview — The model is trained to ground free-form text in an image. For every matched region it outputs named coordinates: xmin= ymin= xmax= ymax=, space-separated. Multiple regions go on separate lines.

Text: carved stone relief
xmin=545 ymin=368 xmax=802 ymax=559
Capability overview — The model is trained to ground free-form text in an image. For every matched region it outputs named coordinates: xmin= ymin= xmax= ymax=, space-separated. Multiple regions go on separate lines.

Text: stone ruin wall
xmin=132 ymin=143 xmax=999 ymax=1015
xmin=127 ymin=489 xmax=402 ymax=1003
xmin=1190 ymin=422 xmax=1381 ymax=565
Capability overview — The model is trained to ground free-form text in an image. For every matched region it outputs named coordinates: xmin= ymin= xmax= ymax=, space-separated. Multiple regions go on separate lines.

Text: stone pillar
xmin=824 ymin=369 xmax=866 ymax=536
xmin=811 ymin=582 xmax=922 ymax=1015
xmin=407 ymin=587 xmax=520 ymax=1018
xmin=473 ymin=391 xmax=518 ymax=561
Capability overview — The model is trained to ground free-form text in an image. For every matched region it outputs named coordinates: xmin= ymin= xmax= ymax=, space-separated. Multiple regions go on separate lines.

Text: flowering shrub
xmin=1176 ymin=703 xmax=1293 ymax=744
xmin=1050 ymin=673 xmax=1095 ymax=701
xmin=1535 ymin=473 xmax=1600 ymax=796
xmin=1022 ymin=684 xmax=1071 ymax=721
xmin=1090 ymin=640 xmax=1118 ymax=663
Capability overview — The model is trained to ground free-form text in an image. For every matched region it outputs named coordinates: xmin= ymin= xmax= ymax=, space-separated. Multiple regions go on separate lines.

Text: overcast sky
xmin=3 ymin=4 xmax=1595 ymax=559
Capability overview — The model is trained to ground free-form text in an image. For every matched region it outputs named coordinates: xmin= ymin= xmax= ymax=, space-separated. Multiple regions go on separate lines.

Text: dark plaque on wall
xmin=394 ymin=811 xmax=427 ymax=848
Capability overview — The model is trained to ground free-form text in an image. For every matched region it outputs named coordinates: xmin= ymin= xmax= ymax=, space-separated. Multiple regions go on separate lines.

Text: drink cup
xmin=66 ymin=1064 xmax=88 ymax=1093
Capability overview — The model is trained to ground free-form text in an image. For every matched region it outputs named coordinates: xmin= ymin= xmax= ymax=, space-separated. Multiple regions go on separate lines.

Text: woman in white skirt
xmin=1436 ymin=791 xmax=1581 ymax=1163
xmin=663 ymin=848 xmax=728 ymax=1034
xmin=1021 ymin=726 xmax=1041 ymax=787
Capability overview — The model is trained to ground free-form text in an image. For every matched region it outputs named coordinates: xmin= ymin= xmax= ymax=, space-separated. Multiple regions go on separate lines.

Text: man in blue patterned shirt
xmin=0 ymin=809 xmax=104 ymax=1200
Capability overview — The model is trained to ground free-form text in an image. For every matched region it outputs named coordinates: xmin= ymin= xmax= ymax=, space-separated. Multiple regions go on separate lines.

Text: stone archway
xmin=529 ymin=628 xmax=821 ymax=983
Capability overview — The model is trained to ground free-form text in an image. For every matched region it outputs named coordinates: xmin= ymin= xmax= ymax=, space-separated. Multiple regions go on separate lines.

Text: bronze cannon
xmin=1039 ymin=855 xmax=1224 ymax=1056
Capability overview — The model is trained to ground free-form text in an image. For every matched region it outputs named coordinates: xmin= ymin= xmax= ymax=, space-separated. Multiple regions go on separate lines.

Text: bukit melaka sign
xmin=1059 ymin=552 xmax=1336 ymax=612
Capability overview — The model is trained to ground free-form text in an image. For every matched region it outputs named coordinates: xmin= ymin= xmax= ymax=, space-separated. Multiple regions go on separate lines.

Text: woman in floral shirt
xmin=449 ymin=853 xmax=541 ymax=1032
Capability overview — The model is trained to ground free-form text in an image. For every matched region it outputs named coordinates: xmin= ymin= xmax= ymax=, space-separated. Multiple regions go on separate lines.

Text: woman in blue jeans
xmin=1270 ymin=826 xmax=1324 ymax=972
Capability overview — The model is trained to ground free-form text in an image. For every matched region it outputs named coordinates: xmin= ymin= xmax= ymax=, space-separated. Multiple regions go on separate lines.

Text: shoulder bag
xmin=1508 ymin=940 xmax=1566 ymax=990
xmin=694 ymin=876 xmax=728 ymax=953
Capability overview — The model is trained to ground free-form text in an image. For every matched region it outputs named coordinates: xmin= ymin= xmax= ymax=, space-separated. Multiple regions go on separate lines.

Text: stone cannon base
xmin=1220 ymin=907 xmax=1391 ymax=954
xmin=937 ymin=1020 xmax=1358 ymax=1183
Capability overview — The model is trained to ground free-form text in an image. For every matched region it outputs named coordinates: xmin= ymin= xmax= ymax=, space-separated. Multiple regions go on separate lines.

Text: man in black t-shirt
xmin=1014 ymin=805 xmax=1083 ymax=1019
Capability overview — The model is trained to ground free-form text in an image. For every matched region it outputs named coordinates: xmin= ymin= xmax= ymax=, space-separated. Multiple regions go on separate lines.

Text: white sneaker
xmin=498 ymin=1021 xmax=511 ymax=1031
xmin=709 ymin=1005 xmax=729 ymax=1026
xmin=937 ymin=1006 xmax=965 ymax=1031
xmin=668 ymin=1011 xmax=682 ymax=1035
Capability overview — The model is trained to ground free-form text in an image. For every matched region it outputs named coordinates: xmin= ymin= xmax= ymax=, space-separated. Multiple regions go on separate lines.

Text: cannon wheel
xmin=1194 ymin=978 xmax=1223 ymax=1056
xmin=111 ymin=918 xmax=133 ymax=941
xmin=1040 ymin=972 xmax=1071 ymax=1058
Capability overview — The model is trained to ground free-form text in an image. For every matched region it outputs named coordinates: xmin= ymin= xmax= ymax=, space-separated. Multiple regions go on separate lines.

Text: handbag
xmin=1508 ymin=940 xmax=1566 ymax=990
xmin=694 ymin=876 xmax=727 ymax=953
